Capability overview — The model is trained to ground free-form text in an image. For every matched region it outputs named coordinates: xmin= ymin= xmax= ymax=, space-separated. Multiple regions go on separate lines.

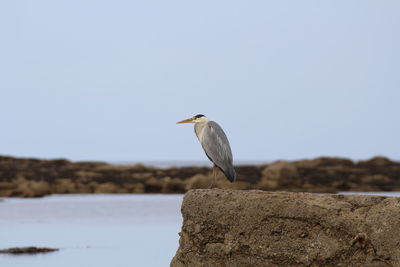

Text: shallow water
xmin=0 ymin=194 xmax=183 ymax=267
xmin=338 ymin=192 xmax=400 ymax=197
xmin=1 ymin=192 xmax=399 ymax=267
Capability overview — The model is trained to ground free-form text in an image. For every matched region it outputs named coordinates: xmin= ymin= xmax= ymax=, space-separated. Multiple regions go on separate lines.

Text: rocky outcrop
xmin=171 ymin=189 xmax=400 ymax=267
xmin=1 ymin=155 xmax=400 ymax=197
xmin=0 ymin=247 xmax=59 ymax=254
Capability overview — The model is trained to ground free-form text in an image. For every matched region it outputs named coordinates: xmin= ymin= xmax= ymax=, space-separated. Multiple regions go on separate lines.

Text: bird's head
xmin=176 ymin=114 xmax=208 ymax=124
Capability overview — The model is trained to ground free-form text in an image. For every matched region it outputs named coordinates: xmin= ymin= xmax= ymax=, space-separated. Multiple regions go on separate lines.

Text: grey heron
xmin=177 ymin=114 xmax=236 ymax=187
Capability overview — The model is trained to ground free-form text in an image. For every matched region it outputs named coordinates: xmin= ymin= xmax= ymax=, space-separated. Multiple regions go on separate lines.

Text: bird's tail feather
xmin=222 ymin=167 xmax=236 ymax=182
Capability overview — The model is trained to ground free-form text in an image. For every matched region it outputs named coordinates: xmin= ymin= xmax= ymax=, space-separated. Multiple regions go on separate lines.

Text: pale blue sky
xmin=1 ymin=1 xmax=399 ymax=162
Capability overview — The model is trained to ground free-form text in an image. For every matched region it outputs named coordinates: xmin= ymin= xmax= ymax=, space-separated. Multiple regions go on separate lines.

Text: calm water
xmin=1 ymin=192 xmax=400 ymax=267
xmin=0 ymin=194 xmax=183 ymax=267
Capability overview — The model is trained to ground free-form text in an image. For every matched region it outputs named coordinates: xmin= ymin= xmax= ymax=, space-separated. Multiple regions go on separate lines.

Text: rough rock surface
xmin=171 ymin=189 xmax=400 ymax=267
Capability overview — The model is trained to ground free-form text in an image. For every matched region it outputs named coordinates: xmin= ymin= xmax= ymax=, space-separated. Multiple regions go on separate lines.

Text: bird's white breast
xmin=194 ymin=122 xmax=207 ymax=142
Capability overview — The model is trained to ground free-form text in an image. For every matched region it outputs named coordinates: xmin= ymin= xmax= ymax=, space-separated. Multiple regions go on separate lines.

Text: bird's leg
xmin=213 ymin=165 xmax=217 ymax=188
xmin=208 ymin=164 xmax=215 ymax=189
xmin=208 ymin=164 xmax=217 ymax=189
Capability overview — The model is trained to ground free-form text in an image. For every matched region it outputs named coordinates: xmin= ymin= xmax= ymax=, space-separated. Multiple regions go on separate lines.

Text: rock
xmin=0 ymin=246 xmax=59 ymax=254
xmin=1 ymin=155 xmax=400 ymax=197
xmin=171 ymin=189 xmax=400 ymax=267
xmin=358 ymin=156 xmax=393 ymax=167
xmin=260 ymin=161 xmax=300 ymax=190
xmin=13 ymin=179 xmax=51 ymax=198
xmin=185 ymin=174 xmax=213 ymax=190
xmin=94 ymin=182 xmax=125 ymax=193
xmin=53 ymin=178 xmax=77 ymax=194
xmin=161 ymin=177 xmax=186 ymax=193
xmin=144 ymin=177 xmax=164 ymax=193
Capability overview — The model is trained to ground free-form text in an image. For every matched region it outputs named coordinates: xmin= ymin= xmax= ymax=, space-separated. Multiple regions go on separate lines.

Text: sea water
xmin=0 ymin=194 xmax=183 ymax=267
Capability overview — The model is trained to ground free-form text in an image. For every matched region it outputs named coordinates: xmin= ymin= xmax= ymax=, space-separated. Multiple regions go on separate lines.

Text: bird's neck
xmin=194 ymin=121 xmax=207 ymax=141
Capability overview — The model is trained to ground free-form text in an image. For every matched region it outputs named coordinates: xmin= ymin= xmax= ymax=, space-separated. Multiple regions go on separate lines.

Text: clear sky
xmin=1 ymin=1 xmax=399 ymax=162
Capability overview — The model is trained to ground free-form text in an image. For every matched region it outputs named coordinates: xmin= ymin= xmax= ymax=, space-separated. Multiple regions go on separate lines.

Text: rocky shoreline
xmin=0 ymin=155 xmax=399 ymax=197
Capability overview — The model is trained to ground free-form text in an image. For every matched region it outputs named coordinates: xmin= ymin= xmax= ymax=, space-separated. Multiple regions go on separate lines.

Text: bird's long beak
xmin=176 ymin=118 xmax=194 ymax=124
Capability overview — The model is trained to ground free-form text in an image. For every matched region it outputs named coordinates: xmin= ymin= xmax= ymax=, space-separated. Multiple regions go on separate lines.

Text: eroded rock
xmin=171 ymin=189 xmax=400 ymax=267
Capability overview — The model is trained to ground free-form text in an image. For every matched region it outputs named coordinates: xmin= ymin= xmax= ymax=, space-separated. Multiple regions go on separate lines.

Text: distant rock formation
xmin=0 ymin=155 xmax=400 ymax=197
xmin=171 ymin=189 xmax=400 ymax=267
xmin=0 ymin=246 xmax=59 ymax=254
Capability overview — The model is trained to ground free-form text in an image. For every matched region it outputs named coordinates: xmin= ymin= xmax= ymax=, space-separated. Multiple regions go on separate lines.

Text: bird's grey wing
xmin=200 ymin=121 xmax=236 ymax=182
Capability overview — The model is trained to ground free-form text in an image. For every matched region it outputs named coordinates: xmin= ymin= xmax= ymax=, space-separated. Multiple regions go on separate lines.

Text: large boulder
xmin=171 ymin=189 xmax=400 ymax=267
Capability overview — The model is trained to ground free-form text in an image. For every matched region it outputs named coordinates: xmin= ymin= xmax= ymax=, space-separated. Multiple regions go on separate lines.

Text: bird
xmin=176 ymin=114 xmax=236 ymax=187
